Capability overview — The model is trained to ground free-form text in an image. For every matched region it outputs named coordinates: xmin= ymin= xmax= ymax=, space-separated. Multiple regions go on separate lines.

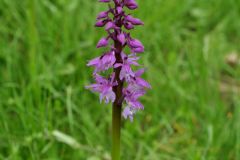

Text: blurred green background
xmin=0 ymin=0 xmax=240 ymax=159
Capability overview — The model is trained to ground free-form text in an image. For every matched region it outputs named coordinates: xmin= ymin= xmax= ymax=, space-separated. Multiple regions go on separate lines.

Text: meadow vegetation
xmin=0 ymin=0 xmax=240 ymax=159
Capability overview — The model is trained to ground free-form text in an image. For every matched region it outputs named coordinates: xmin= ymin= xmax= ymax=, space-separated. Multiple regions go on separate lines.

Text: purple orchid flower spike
xmin=86 ymin=1 xmax=150 ymax=158
xmin=86 ymin=0 xmax=150 ymax=121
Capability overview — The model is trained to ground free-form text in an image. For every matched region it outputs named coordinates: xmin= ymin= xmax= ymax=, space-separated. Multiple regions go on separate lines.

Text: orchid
xmin=86 ymin=0 xmax=150 ymax=159
xmin=87 ymin=0 xmax=150 ymax=121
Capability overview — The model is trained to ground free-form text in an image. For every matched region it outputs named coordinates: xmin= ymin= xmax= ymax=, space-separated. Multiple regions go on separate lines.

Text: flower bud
xmin=116 ymin=6 xmax=123 ymax=14
xmin=97 ymin=11 xmax=108 ymax=19
xmin=125 ymin=15 xmax=144 ymax=25
xmin=132 ymin=47 xmax=144 ymax=53
xmin=125 ymin=0 xmax=138 ymax=10
xmin=95 ymin=19 xmax=108 ymax=27
xmin=129 ymin=39 xmax=144 ymax=48
xmin=105 ymin=21 xmax=116 ymax=30
xmin=117 ymin=33 xmax=125 ymax=45
xmin=124 ymin=22 xmax=134 ymax=30
xmin=97 ymin=37 xmax=109 ymax=48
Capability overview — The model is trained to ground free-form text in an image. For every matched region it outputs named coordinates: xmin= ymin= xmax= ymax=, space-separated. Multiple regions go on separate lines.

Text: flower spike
xmin=87 ymin=0 xmax=150 ymax=122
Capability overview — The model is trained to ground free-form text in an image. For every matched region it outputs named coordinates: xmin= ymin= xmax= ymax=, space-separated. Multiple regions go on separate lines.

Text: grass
xmin=0 ymin=0 xmax=240 ymax=159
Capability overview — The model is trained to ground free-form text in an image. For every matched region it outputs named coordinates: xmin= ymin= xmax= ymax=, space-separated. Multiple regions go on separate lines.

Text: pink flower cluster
xmin=86 ymin=0 xmax=150 ymax=121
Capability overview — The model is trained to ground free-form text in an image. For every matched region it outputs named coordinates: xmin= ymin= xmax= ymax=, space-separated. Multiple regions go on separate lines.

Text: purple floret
xmin=86 ymin=74 xmax=117 ymax=103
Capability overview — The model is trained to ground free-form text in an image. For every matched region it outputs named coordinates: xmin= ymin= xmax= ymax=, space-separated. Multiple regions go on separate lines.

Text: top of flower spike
xmin=124 ymin=0 xmax=138 ymax=10
xmin=98 ymin=0 xmax=138 ymax=10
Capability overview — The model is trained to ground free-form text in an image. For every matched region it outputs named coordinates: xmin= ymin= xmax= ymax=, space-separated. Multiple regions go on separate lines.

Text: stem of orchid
xmin=112 ymin=38 xmax=123 ymax=160
xmin=112 ymin=101 xmax=121 ymax=160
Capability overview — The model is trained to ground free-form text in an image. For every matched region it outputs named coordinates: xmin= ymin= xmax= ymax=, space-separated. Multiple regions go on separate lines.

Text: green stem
xmin=112 ymin=102 xmax=122 ymax=160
